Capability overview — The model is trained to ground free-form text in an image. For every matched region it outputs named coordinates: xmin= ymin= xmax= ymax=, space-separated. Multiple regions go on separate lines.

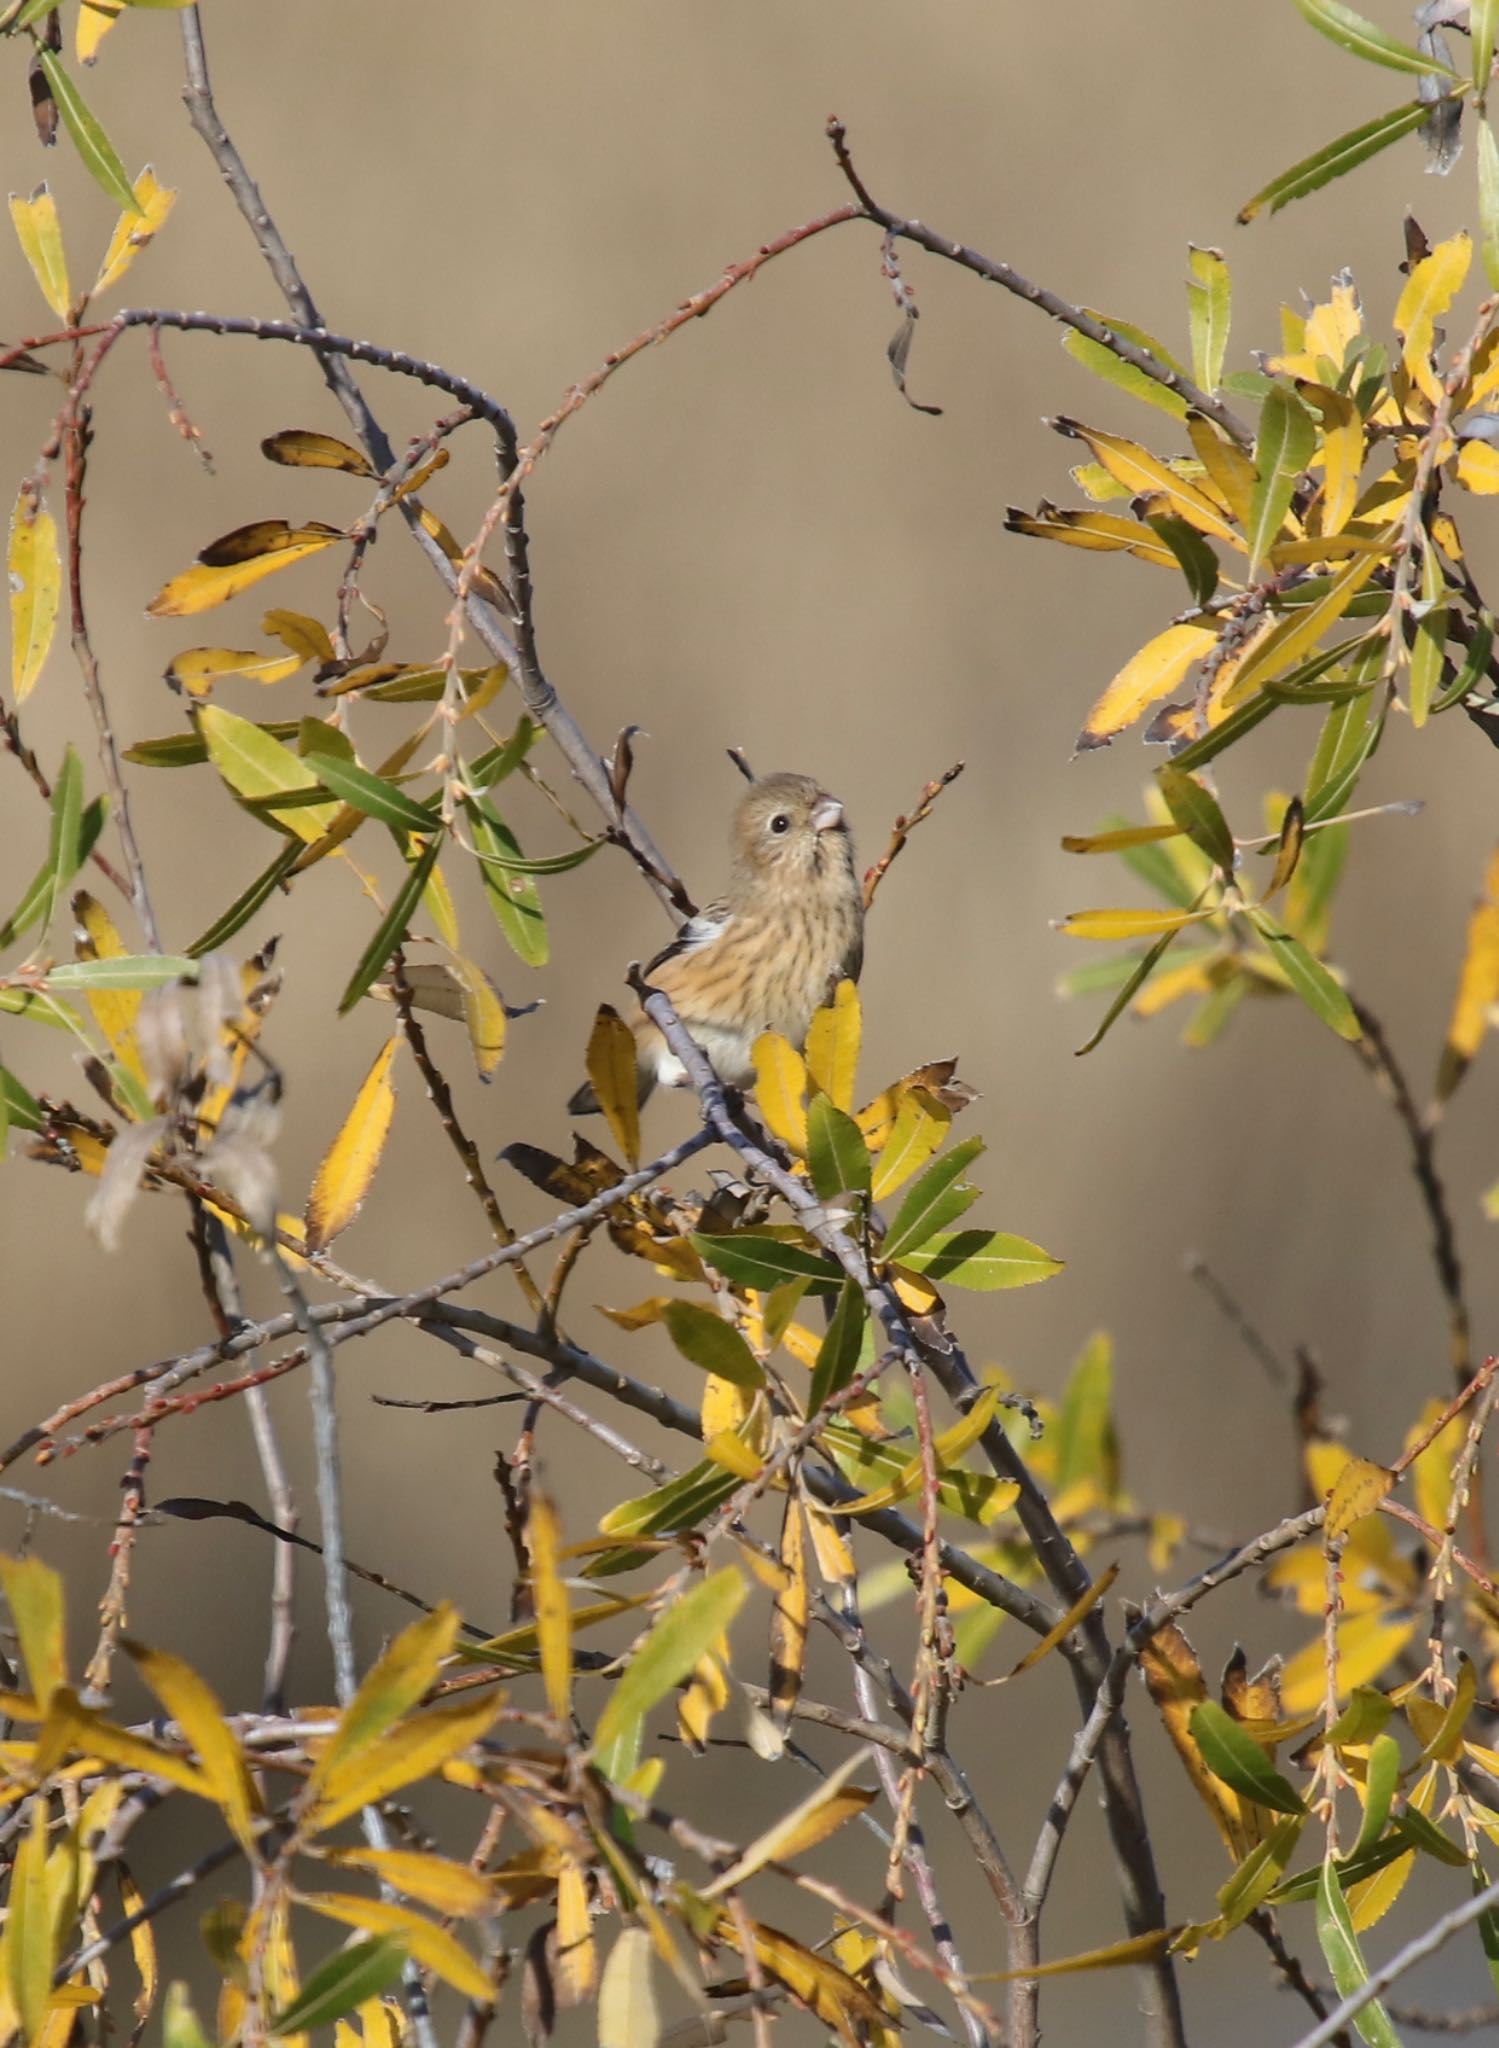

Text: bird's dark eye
xmin=769 ymin=813 xmax=791 ymax=835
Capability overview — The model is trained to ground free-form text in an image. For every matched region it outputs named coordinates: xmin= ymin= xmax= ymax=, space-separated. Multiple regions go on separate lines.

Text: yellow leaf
xmin=1061 ymin=907 xmax=1217 ymax=942
xmin=0 ymin=1557 xmax=66 ymax=1711
xmin=1325 ymin=1457 xmax=1395 ymax=1541
xmin=585 ymin=1005 xmax=640 ymax=1168
xmin=716 ymin=1913 xmax=887 ymax=2045
xmin=1458 ymin=440 xmax=1499 ymax=494
xmin=9 ymin=488 xmax=62 ymax=703
xmin=1057 ymin=421 xmax=1238 ymax=542
xmin=321 ymin=1850 xmax=493 ymax=1918
xmin=72 ymin=891 xmax=147 ymax=1091
xmin=1407 ymin=1399 xmax=1466 ymax=1536
xmin=768 ymin=1493 xmax=808 ymax=1735
xmin=1078 ymin=622 xmax=1219 ymax=748
xmin=1300 ymin=384 xmax=1365 ymax=537
xmin=306 ymin=1604 xmax=461 ymax=1801
xmin=9 ymin=186 xmax=70 ymax=320
xmin=704 ymin=1430 xmax=763 ymax=1478
xmin=752 ymin=1031 xmax=808 ymax=1153
xmin=6 ymin=1797 xmax=53 ymax=2041
xmin=304 ymin=1036 xmax=399 ymax=1252
xmin=1395 ymin=232 xmax=1472 ymax=405
xmin=116 ymin=1865 xmax=156 ymax=2023
xmin=804 ymin=979 xmax=861 ymax=1111
xmin=556 ymin=1856 xmax=596 ymax=2002
xmin=871 ymin=1086 xmax=950 ymax=1199
xmin=983 ymin=1563 xmax=1121 ymax=1685
xmin=527 ymin=1494 xmax=571 ymax=1724
xmin=262 ymin=609 xmax=335 ymax=664
xmin=421 ymin=857 xmax=459 ymax=949
xmin=165 ymin=646 xmax=305 ymax=695
xmin=125 ymin=1643 xmax=260 ymax=1854
xmin=677 ymin=1634 xmax=731 ymax=1752
xmin=704 ymin=1750 xmax=874 ymax=1897
xmin=1280 ymin=1611 xmax=1418 ymax=1715
xmin=308 ymin=1694 xmax=500 ymax=1833
xmin=700 ymin=1372 xmax=753 ymax=1441
xmin=598 ymin=1928 xmax=659 ymax=2048
xmin=75 ymin=0 xmax=124 ymax=65
xmin=1438 ymin=893 xmax=1499 ymax=1101
xmin=1005 ymin=504 xmax=1179 ymax=566
xmin=91 ymin=167 xmax=175 ymax=297
xmin=297 ymin=1895 xmax=490 ymax=2003
xmin=449 ymin=955 xmax=505 ymax=1078
xmin=197 ymin=704 xmax=340 ymax=845
xmin=36 ymin=1692 xmax=213 ymax=1801
xmin=146 ymin=526 xmax=341 ymax=617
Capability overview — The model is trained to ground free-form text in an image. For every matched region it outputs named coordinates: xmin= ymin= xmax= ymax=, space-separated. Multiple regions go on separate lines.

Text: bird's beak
xmin=810 ymin=796 xmax=844 ymax=834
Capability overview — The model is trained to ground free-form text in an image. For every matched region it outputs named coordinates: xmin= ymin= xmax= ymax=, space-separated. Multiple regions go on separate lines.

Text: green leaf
xmin=464 ymin=798 xmax=547 ymax=966
xmin=198 ymin=705 xmax=339 ymax=843
xmin=807 ymin=1279 xmax=869 ymax=1417
xmin=1054 ymin=1332 xmax=1115 ymax=1497
xmin=882 ymin=1135 xmax=985 ymax=1262
xmin=693 ymin=1231 xmax=841 ymax=1290
xmin=1244 ymin=908 xmax=1360 ymax=1039
xmin=0 ymin=1065 xmax=43 ymax=1135
xmin=468 ymin=714 xmax=537 ymax=790
xmin=466 ymin=833 xmax=601 ymax=877
xmin=1186 ymin=245 xmax=1231 ymax=393
xmin=1291 ymin=0 xmax=1459 ymax=77
xmin=1073 ymin=919 xmax=1190 ymax=1057
xmin=1305 ymin=696 xmax=1384 ymax=822
xmin=42 ymin=954 xmax=197 ymax=991
xmin=162 ymin=1986 xmax=215 ymax=2048
xmin=187 ymin=840 xmax=302 ymax=957
xmin=338 ymin=833 xmax=442 ymax=1014
xmin=1478 ymin=0 xmax=1499 ymax=99
xmin=36 ymin=52 xmax=142 ymax=215
xmin=1481 ymin=121 xmax=1499 ymax=288
xmin=1188 ymin=1701 xmax=1307 ymax=1815
xmin=0 ymin=774 xmax=105 ymax=953
xmin=597 ymin=1460 xmax=741 ymax=1550
xmin=269 ymin=1936 xmax=408 ymax=2036
xmin=1315 ymin=1855 xmax=1402 ymax=2048
xmin=1396 ymin=1805 xmax=1467 ymax=1866
xmin=660 ymin=1301 xmax=764 ymax=1390
xmin=1432 ymin=613 xmax=1493 ymax=714
xmin=805 ymin=1092 xmax=871 ymax=1204
xmin=1353 ymin=1731 xmax=1401 ymax=1857
xmin=302 ymin=750 xmax=437 ymax=833
xmin=1246 ymin=386 xmax=1315 ymax=574
xmin=1473 ymin=1861 xmax=1499 ymax=1999
xmin=1156 ymin=765 xmax=1235 ymax=870
xmin=1238 ymin=101 xmax=1431 ymax=223
xmin=1146 ymin=514 xmax=1219 ymax=607
xmin=897 ymin=1229 xmax=1062 ymax=1290
xmin=591 ymin=1567 xmax=747 ymax=1760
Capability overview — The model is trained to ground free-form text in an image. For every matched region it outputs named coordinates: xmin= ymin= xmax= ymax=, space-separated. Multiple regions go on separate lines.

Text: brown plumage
xmin=569 ymin=771 xmax=864 ymax=1112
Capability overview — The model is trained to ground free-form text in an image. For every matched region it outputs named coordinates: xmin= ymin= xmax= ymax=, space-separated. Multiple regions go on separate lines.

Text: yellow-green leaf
xmin=306 ymin=1603 xmax=461 ymax=1801
xmin=1246 ymin=385 xmax=1315 ymax=575
xmin=1437 ymin=887 xmax=1499 ymax=1101
xmin=197 ymin=704 xmax=340 ymax=844
xmin=586 ymin=1005 xmax=640 ymax=1168
xmin=91 ymin=166 xmax=175 ymax=296
xmin=124 ymin=1642 xmax=259 ymax=1855
xmin=870 ymin=1085 xmax=950 ymax=1200
xmin=7 ymin=1797 xmax=54 ymax=2040
xmin=1060 ymin=907 xmax=1217 ymax=941
xmin=9 ymin=490 xmax=62 ymax=703
xmin=660 ymin=1301 xmax=764 ymax=1390
xmin=308 ymin=1694 xmax=500 ymax=1833
xmin=1186 ymin=245 xmax=1231 ymax=394
xmin=1325 ymin=1456 xmax=1396 ymax=1540
xmin=703 ymin=1750 xmax=874 ymax=1896
xmin=304 ymin=1036 xmax=399 ymax=1253
xmin=9 ymin=185 xmax=70 ymax=319
xmin=592 ymin=1569 xmax=747 ymax=1761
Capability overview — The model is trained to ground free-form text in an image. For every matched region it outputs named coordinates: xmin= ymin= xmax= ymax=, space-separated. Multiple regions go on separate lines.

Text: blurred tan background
xmin=5 ymin=2 xmax=1499 ymax=2037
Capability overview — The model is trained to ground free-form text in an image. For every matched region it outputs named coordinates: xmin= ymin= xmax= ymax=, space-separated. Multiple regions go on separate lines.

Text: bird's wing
xmin=642 ymin=898 xmax=733 ymax=981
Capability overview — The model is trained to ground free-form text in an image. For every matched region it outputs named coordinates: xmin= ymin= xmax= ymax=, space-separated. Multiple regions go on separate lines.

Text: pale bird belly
xmin=645 ymin=1018 xmax=757 ymax=1092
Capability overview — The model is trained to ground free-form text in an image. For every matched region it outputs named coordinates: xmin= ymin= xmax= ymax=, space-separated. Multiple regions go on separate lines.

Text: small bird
xmin=569 ymin=770 xmax=864 ymax=1112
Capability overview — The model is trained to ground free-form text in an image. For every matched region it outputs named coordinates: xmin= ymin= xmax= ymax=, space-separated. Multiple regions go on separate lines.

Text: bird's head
xmin=732 ymin=772 xmax=853 ymax=893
